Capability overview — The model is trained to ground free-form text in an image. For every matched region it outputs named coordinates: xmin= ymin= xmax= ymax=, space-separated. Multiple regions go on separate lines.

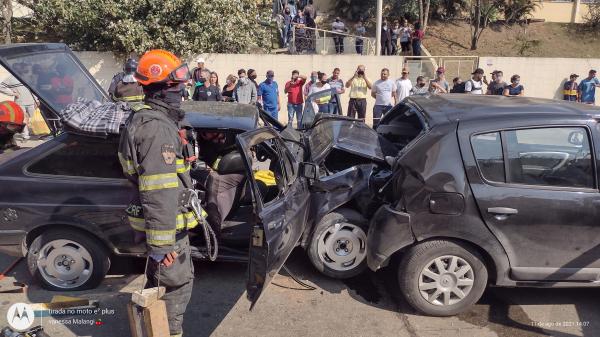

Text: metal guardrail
xmin=288 ymin=25 xmax=377 ymax=55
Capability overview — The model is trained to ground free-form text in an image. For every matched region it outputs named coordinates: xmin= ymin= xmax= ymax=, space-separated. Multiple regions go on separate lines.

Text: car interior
xmin=190 ymin=129 xmax=288 ymax=248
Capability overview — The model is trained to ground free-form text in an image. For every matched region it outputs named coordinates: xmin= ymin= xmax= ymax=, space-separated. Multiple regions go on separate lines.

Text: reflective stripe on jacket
xmin=118 ymin=99 xmax=194 ymax=255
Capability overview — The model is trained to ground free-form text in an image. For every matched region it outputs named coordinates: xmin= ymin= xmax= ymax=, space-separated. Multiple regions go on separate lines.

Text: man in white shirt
xmin=465 ymin=68 xmax=485 ymax=94
xmin=395 ymin=68 xmax=412 ymax=104
xmin=371 ymin=68 xmax=397 ymax=127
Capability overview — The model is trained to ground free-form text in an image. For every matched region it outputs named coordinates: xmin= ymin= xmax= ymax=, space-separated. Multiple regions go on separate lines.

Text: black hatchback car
xmin=368 ymin=94 xmax=600 ymax=316
xmin=0 ymin=44 xmax=397 ymax=307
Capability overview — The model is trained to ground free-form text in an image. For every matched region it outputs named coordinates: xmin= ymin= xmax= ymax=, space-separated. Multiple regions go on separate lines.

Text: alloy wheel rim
xmin=317 ymin=222 xmax=367 ymax=271
xmin=36 ymin=239 xmax=93 ymax=289
xmin=418 ymin=255 xmax=475 ymax=306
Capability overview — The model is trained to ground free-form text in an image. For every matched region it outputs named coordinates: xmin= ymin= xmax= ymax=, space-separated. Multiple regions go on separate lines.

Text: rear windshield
xmin=376 ymin=103 xmax=426 ymax=150
xmin=2 ymin=50 xmax=105 ymax=113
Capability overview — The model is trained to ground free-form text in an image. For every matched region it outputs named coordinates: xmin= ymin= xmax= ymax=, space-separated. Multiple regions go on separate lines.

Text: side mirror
xmin=568 ymin=131 xmax=584 ymax=146
xmin=299 ymin=162 xmax=318 ymax=180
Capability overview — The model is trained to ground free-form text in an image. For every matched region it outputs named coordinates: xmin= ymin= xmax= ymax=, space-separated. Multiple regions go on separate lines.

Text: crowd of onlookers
xmin=278 ymin=0 xmax=425 ymax=56
xmin=185 ymin=57 xmax=600 ymax=127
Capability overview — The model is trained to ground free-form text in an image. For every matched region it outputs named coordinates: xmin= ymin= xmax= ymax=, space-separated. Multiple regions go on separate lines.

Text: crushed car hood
xmin=307 ymin=117 xmax=398 ymax=163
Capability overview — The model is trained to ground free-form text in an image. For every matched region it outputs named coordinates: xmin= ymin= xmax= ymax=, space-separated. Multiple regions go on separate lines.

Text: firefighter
xmin=118 ymin=50 xmax=195 ymax=337
xmin=0 ymin=101 xmax=25 ymax=153
xmin=109 ymin=58 xmax=144 ymax=103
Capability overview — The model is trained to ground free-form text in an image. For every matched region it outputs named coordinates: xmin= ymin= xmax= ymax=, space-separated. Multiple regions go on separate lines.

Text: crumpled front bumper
xmin=366 ymin=205 xmax=414 ymax=271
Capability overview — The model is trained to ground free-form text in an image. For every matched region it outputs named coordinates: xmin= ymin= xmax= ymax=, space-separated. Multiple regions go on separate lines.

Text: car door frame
xmin=458 ymin=115 xmax=600 ymax=282
xmin=235 ymin=127 xmax=311 ymax=308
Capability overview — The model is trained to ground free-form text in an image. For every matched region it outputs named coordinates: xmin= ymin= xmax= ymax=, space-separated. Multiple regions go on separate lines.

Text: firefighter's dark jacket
xmin=118 ymin=99 xmax=197 ymax=256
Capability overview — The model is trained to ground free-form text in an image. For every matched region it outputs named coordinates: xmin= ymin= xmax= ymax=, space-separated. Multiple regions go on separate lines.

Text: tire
xmin=308 ymin=209 xmax=368 ymax=279
xmin=397 ymin=240 xmax=488 ymax=316
xmin=27 ymin=228 xmax=110 ymax=291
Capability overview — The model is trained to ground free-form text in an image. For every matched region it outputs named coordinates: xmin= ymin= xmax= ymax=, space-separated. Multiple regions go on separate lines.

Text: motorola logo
xmin=6 ymin=302 xmax=35 ymax=331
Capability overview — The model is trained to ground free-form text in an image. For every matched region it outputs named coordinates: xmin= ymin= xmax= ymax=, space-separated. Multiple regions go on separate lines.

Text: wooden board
xmin=143 ymin=300 xmax=170 ymax=337
xmin=128 ymin=300 xmax=169 ymax=337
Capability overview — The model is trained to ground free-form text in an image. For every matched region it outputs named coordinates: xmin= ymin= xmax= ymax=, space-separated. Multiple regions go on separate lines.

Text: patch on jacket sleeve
xmin=161 ymin=144 xmax=176 ymax=165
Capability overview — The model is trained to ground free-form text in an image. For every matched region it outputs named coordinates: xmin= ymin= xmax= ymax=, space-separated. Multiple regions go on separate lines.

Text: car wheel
xmin=308 ymin=209 xmax=368 ymax=279
xmin=27 ymin=229 xmax=110 ymax=291
xmin=397 ymin=240 xmax=488 ymax=316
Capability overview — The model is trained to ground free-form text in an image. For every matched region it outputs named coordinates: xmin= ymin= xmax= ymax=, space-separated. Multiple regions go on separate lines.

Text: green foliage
xmin=14 ymin=0 xmax=271 ymax=55
xmin=334 ymin=0 xmax=376 ymax=21
xmin=583 ymin=2 xmax=600 ymax=32
xmin=503 ymin=0 xmax=540 ymax=24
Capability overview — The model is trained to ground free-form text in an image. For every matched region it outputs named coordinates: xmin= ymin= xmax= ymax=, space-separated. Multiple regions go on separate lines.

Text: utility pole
xmin=375 ymin=0 xmax=382 ymax=56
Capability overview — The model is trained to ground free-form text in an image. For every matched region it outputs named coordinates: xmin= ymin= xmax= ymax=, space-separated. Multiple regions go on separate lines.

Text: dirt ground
xmin=424 ymin=21 xmax=600 ymax=58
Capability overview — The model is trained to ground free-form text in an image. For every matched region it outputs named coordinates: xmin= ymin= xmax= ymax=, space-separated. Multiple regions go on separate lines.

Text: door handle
xmin=487 ymin=207 xmax=518 ymax=215
xmin=487 ymin=207 xmax=518 ymax=221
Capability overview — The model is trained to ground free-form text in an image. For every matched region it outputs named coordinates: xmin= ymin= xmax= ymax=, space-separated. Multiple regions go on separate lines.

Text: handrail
xmin=291 ymin=23 xmax=373 ymax=40
xmin=288 ymin=23 xmax=377 ymax=55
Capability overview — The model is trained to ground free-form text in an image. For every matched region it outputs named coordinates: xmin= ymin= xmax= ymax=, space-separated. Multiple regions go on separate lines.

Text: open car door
xmin=299 ymin=88 xmax=341 ymax=129
xmin=0 ymin=43 xmax=107 ymax=133
xmin=236 ymin=127 xmax=312 ymax=308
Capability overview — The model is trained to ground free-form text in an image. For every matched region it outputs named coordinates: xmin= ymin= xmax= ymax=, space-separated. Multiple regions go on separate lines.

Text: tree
xmin=583 ymin=1 xmax=600 ymax=32
xmin=418 ymin=0 xmax=431 ymax=32
xmin=14 ymin=0 xmax=271 ymax=55
xmin=1 ymin=0 xmax=12 ymax=43
xmin=468 ymin=0 xmax=502 ymax=50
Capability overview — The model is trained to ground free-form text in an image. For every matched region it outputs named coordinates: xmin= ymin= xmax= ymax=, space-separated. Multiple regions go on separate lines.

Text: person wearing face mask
xmin=247 ymin=69 xmax=259 ymax=90
xmin=258 ymin=70 xmax=281 ymax=119
xmin=308 ymin=71 xmax=332 ymax=113
xmin=345 ymin=65 xmax=372 ymax=121
xmin=193 ymin=70 xmax=222 ymax=101
xmin=332 ymin=17 xmax=346 ymax=54
xmin=503 ymin=74 xmax=525 ymax=97
xmin=486 ymin=70 xmax=507 ymax=96
xmin=234 ymin=69 xmax=257 ymax=104
xmin=284 ymin=70 xmax=307 ymax=125
xmin=118 ymin=49 xmax=196 ymax=337
xmin=381 ymin=20 xmax=393 ymax=56
xmin=410 ymin=76 xmax=429 ymax=96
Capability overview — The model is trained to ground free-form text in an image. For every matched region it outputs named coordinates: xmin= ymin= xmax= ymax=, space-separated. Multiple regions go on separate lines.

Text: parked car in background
xmin=369 ymin=94 xmax=600 ymax=316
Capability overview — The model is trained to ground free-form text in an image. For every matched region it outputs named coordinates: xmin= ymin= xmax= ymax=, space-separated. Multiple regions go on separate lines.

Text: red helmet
xmin=0 ymin=101 xmax=25 ymax=134
xmin=0 ymin=101 xmax=25 ymax=125
xmin=135 ymin=50 xmax=190 ymax=86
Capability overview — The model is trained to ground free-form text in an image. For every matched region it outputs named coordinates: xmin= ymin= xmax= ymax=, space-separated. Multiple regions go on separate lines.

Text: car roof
xmin=406 ymin=94 xmax=600 ymax=126
xmin=182 ymin=101 xmax=259 ymax=131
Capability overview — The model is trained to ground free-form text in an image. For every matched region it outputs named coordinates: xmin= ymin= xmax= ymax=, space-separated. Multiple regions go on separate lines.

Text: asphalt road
xmin=0 ymin=250 xmax=598 ymax=337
